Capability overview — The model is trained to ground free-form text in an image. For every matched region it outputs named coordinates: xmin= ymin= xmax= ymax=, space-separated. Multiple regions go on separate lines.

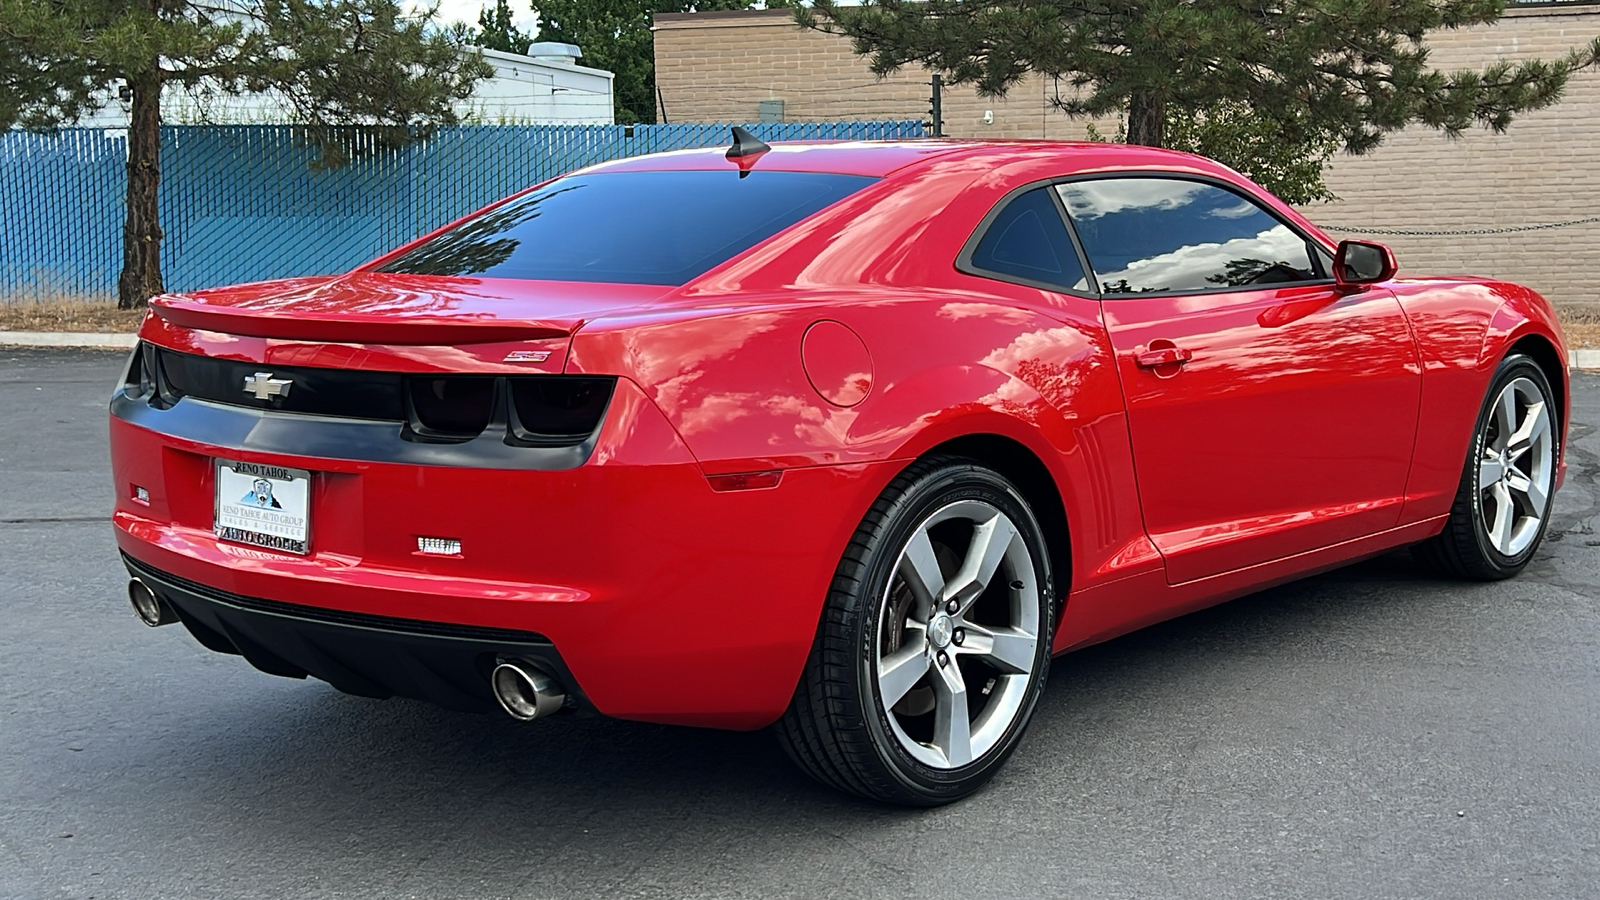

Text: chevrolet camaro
xmin=111 ymin=132 xmax=1568 ymax=805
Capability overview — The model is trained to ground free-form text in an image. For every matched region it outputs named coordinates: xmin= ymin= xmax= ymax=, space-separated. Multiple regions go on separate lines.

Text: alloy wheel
xmin=1477 ymin=376 xmax=1555 ymax=558
xmin=875 ymin=500 xmax=1041 ymax=769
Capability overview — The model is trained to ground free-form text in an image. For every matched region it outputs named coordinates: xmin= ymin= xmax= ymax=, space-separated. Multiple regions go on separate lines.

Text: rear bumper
xmin=125 ymin=553 xmax=581 ymax=715
xmin=111 ymin=376 xmax=903 ymax=729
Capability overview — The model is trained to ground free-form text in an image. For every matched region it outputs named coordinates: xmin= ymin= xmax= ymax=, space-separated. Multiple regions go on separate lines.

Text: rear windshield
xmin=380 ymin=170 xmax=876 ymax=285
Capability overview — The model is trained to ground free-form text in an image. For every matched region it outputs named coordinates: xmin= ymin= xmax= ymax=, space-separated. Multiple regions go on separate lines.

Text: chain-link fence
xmin=1318 ymin=215 xmax=1600 ymax=238
xmin=0 ymin=120 xmax=924 ymax=299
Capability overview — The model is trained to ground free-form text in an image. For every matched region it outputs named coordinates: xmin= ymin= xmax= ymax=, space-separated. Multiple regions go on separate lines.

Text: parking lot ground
xmin=2 ymin=347 xmax=1597 ymax=900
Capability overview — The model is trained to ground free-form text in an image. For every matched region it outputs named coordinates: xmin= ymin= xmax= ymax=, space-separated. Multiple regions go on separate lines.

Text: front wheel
xmin=1414 ymin=353 xmax=1560 ymax=580
xmin=777 ymin=456 xmax=1055 ymax=806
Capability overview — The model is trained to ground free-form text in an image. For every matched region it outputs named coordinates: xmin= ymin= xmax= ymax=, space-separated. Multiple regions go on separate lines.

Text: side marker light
xmin=706 ymin=470 xmax=783 ymax=493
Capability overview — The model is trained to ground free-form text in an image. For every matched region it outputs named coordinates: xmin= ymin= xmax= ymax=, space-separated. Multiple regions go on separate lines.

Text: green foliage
xmin=800 ymin=0 xmax=1600 ymax=159
xmin=0 ymin=1 xmax=102 ymax=131
xmin=1164 ymin=104 xmax=1337 ymax=205
xmin=0 ymin=1 xmax=490 ymax=144
xmin=0 ymin=0 xmax=490 ymax=305
xmin=531 ymin=0 xmax=763 ymax=124
xmin=470 ymin=0 xmax=534 ymax=55
xmin=251 ymin=1 xmax=494 ymax=167
xmin=1088 ymin=103 xmax=1338 ymax=205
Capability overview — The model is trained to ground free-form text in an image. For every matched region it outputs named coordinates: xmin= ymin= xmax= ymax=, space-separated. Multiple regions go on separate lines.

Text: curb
xmin=2 ymin=330 xmax=1598 ymax=368
xmin=0 ymin=331 xmax=138 ymax=349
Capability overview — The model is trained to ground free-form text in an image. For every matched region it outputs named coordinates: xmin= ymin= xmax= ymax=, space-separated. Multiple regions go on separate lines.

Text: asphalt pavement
xmin=2 ymin=347 xmax=1597 ymax=900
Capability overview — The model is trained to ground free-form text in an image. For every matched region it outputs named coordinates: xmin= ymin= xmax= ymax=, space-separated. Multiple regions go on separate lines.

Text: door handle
xmin=1134 ymin=345 xmax=1193 ymax=368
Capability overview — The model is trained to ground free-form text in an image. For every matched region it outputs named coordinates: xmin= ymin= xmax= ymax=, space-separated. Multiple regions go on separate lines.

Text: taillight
xmin=120 ymin=343 xmax=151 ymax=400
xmin=508 ymin=377 xmax=614 ymax=446
xmin=120 ymin=342 xmax=174 ymax=408
xmin=154 ymin=348 xmax=190 ymax=408
xmin=406 ymin=376 xmax=496 ymax=440
xmin=402 ymin=375 xmax=614 ymax=447
xmin=117 ymin=346 xmax=614 ymax=451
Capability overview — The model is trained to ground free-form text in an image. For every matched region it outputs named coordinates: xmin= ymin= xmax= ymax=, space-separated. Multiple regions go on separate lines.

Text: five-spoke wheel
xmin=1416 ymin=353 xmax=1560 ymax=579
xmin=1475 ymin=376 xmax=1555 ymax=558
xmin=876 ymin=500 xmax=1040 ymax=770
xmin=778 ymin=456 xmax=1054 ymax=805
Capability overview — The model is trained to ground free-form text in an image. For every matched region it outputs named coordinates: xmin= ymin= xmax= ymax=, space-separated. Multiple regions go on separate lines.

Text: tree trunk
xmin=117 ymin=77 xmax=164 ymax=309
xmin=1126 ymin=92 xmax=1166 ymax=148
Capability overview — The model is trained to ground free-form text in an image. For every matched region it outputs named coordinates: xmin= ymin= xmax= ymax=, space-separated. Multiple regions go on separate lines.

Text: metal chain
xmin=1320 ymin=214 xmax=1600 ymax=237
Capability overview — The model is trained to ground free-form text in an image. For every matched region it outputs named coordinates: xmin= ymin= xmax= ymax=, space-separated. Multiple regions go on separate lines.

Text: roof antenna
xmin=726 ymin=126 xmax=770 ymax=177
xmin=727 ymin=126 xmax=770 ymax=160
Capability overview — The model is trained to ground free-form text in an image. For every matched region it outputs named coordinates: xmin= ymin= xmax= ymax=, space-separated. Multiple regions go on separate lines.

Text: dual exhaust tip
xmin=490 ymin=659 xmax=566 ymax=721
xmin=130 ymin=578 xmax=565 ymax=721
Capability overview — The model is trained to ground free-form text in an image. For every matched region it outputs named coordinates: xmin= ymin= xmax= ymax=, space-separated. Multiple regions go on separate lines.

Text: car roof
xmin=580 ymin=139 xmax=1214 ymax=179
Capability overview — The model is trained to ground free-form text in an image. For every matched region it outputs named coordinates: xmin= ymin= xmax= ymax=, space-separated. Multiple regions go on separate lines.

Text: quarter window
xmin=1056 ymin=179 xmax=1324 ymax=295
xmin=966 ymin=187 xmax=1089 ymax=292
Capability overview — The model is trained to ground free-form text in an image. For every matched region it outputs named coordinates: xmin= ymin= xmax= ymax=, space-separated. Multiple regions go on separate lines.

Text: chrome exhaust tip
xmin=490 ymin=659 xmax=565 ymax=721
xmin=128 ymin=578 xmax=176 ymax=627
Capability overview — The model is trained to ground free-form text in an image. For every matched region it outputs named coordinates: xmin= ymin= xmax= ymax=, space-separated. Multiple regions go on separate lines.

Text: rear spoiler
xmin=151 ymin=295 xmax=580 ymax=346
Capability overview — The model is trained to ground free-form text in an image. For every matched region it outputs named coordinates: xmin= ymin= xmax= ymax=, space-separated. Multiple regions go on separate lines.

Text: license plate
xmin=214 ymin=460 xmax=312 ymax=555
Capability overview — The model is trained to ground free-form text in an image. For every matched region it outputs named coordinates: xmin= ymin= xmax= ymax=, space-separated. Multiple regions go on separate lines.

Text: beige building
xmin=654 ymin=6 xmax=1600 ymax=317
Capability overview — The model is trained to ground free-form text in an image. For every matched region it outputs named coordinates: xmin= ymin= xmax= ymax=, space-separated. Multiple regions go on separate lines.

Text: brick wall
xmin=653 ymin=9 xmax=1101 ymax=139
xmin=1311 ymin=6 xmax=1600 ymax=318
xmin=654 ymin=6 xmax=1600 ymax=315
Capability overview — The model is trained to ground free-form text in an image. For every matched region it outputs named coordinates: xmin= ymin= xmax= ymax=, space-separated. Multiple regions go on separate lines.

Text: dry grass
xmin=1565 ymin=323 xmax=1600 ymax=349
xmin=1560 ymin=304 xmax=1600 ymax=349
xmin=1 ymin=296 xmax=1597 ymax=346
xmin=0 ymin=298 xmax=146 ymax=333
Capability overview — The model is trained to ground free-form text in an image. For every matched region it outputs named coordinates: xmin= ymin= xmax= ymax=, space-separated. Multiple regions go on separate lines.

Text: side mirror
xmin=1333 ymin=239 xmax=1398 ymax=287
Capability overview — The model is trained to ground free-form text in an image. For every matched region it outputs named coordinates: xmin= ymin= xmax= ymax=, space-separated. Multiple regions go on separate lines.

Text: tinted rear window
xmin=380 ymin=170 xmax=876 ymax=285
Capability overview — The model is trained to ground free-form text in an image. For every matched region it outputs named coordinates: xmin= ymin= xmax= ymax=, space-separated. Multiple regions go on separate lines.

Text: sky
xmin=423 ymin=0 xmax=540 ymax=34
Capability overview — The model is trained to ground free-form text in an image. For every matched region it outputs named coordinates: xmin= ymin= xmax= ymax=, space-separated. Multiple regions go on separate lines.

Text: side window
xmin=966 ymin=187 xmax=1089 ymax=292
xmin=1056 ymin=179 xmax=1323 ymax=295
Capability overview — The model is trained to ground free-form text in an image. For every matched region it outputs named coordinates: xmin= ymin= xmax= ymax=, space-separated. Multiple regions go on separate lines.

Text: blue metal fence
xmin=0 ymin=120 xmax=925 ymax=298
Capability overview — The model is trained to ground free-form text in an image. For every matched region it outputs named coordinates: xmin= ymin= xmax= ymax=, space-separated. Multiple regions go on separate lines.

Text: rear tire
xmin=1413 ymin=353 xmax=1559 ymax=580
xmin=777 ymin=456 xmax=1056 ymax=806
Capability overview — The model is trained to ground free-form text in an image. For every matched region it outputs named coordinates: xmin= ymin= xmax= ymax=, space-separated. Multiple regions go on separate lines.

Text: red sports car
xmin=111 ymin=133 xmax=1568 ymax=805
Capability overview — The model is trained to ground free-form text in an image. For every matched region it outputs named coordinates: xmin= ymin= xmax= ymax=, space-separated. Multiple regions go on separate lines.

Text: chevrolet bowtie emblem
xmin=243 ymin=372 xmax=293 ymax=401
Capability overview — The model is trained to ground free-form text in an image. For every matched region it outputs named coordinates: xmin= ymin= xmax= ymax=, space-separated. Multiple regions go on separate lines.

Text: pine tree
xmin=0 ymin=0 xmax=492 ymax=308
xmin=799 ymin=0 xmax=1600 ymax=164
xmin=473 ymin=0 xmax=534 ymax=54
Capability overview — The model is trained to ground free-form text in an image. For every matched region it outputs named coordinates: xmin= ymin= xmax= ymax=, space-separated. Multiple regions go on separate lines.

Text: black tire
xmin=1413 ymin=353 xmax=1560 ymax=580
xmin=776 ymin=455 xmax=1056 ymax=806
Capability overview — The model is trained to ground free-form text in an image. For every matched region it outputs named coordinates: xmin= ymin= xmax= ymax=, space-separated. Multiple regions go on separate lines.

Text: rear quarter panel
xmin=565 ymin=289 xmax=1158 ymax=600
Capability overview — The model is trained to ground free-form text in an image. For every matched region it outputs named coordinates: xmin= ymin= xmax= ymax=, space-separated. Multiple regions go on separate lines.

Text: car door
xmin=1057 ymin=176 xmax=1421 ymax=585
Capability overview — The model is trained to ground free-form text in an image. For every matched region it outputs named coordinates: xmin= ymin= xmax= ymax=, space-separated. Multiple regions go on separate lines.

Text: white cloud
xmin=1093 ymin=226 xmax=1309 ymax=293
xmin=1208 ymin=199 xmax=1258 ymax=220
xmin=1057 ymin=180 xmax=1207 ymax=221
